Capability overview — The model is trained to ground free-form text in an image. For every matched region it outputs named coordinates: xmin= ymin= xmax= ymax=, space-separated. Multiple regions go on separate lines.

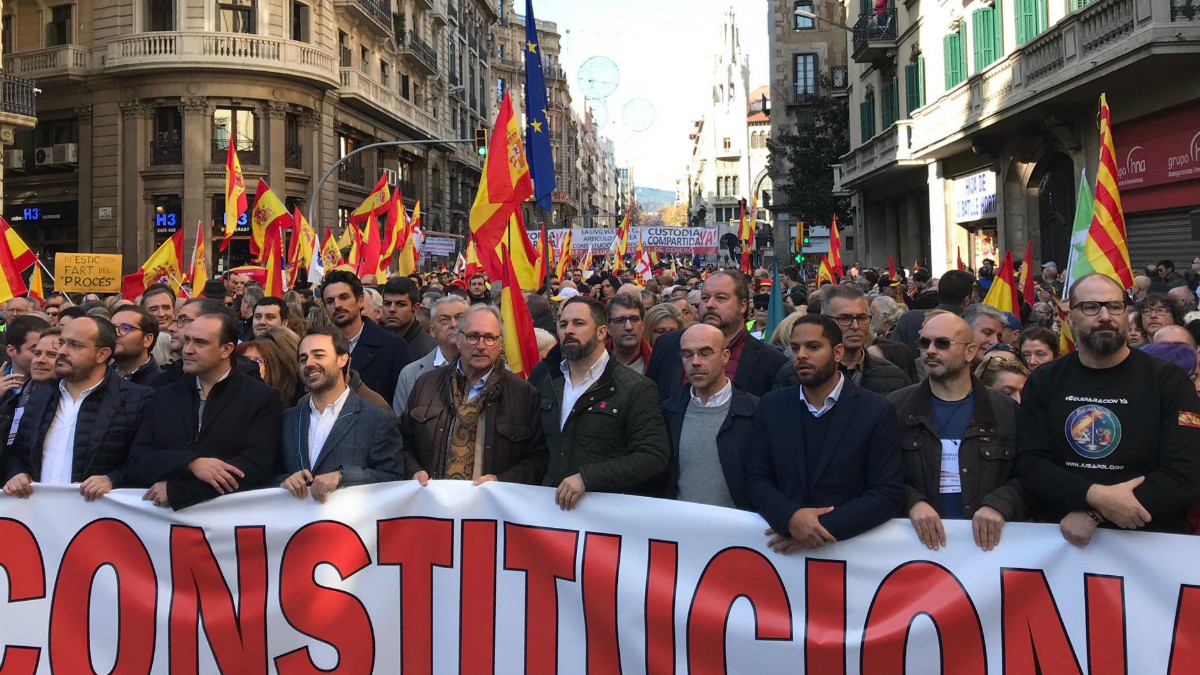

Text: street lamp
xmin=795 ymin=7 xmax=855 ymax=33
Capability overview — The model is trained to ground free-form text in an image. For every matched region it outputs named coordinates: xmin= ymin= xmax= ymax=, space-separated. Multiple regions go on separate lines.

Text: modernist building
xmin=2 ymin=0 xmax=497 ymax=272
xmin=836 ymin=0 xmax=1200 ymax=273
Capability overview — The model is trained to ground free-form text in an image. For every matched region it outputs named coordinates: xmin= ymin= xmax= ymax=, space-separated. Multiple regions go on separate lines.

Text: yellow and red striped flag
xmin=189 ymin=221 xmax=208 ymax=296
xmin=27 ymin=262 xmax=43 ymax=307
xmin=397 ymin=202 xmax=420 ymax=276
xmin=1057 ymin=301 xmax=1076 ymax=354
xmin=555 ymin=229 xmax=573 ymax=280
xmin=380 ymin=189 xmax=405 ymax=267
xmin=0 ymin=218 xmax=34 ymax=272
xmin=0 ymin=227 xmax=28 ymax=304
xmin=634 ymin=231 xmax=653 ymax=284
xmin=122 ymin=228 xmax=185 ymax=300
xmin=982 ymin=250 xmax=1019 ymax=314
xmin=469 ymin=91 xmax=534 ymax=280
xmin=1086 ymin=94 xmax=1134 ymax=289
xmin=817 ymin=255 xmax=834 ymax=286
xmin=1018 ymin=239 xmax=1036 ymax=307
xmin=498 ymin=244 xmax=541 ymax=380
xmin=829 ymin=214 xmax=844 ymax=278
xmin=249 ymin=179 xmax=293 ymax=262
xmin=287 ymin=207 xmax=315 ymax=287
xmin=349 ymin=174 xmax=392 ymax=225
xmin=221 ymin=140 xmax=247 ymax=252
xmin=263 ymin=224 xmax=286 ymax=298
xmin=356 ymin=218 xmax=382 ymax=279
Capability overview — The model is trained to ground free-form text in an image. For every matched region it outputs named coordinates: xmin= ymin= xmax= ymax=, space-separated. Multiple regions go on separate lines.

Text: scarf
xmin=443 ymin=363 xmax=505 ymax=479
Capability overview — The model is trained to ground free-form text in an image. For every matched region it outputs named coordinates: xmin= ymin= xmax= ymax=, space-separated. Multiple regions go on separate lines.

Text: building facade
xmin=837 ymin=0 xmax=1200 ymax=274
xmin=0 ymin=0 xmax=37 ymax=217
xmin=2 ymin=0 xmax=496 ymax=272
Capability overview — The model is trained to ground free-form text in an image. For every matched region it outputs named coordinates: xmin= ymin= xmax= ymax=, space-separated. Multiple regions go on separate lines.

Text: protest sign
xmin=52 ymin=253 xmax=123 ymax=293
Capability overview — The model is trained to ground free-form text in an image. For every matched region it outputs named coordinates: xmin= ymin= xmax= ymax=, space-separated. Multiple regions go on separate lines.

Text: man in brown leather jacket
xmin=887 ymin=313 xmax=1024 ymax=551
xmin=400 ymin=304 xmax=547 ymax=485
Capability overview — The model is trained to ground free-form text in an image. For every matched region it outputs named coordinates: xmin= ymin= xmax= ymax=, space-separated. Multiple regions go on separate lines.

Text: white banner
xmin=528 ymin=227 xmax=719 ymax=255
xmin=0 ymin=482 xmax=1193 ymax=673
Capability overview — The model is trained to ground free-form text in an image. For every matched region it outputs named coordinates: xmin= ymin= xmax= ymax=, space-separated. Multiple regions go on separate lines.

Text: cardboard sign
xmin=54 ymin=253 xmax=123 ymax=293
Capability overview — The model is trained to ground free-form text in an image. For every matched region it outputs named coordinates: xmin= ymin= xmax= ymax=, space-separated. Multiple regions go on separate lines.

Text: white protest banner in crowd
xmin=0 ymin=481 xmax=1192 ymax=673
xmin=528 ymin=227 xmax=719 ymax=256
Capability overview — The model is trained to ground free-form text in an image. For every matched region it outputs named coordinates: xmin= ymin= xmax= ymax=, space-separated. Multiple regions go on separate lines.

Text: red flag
xmin=263 ymin=225 xmax=286 ymax=298
xmin=829 ymin=215 xmax=844 ymax=278
xmin=887 ymin=253 xmax=895 ymax=279
xmin=499 ymin=245 xmax=540 ymax=380
xmin=957 ymin=247 xmax=966 ymax=271
xmin=1019 ymin=240 xmax=1036 ymax=307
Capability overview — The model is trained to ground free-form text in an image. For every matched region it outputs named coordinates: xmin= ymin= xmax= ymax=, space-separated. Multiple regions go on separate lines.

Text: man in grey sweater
xmin=660 ymin=323 xmax=757 ymax=509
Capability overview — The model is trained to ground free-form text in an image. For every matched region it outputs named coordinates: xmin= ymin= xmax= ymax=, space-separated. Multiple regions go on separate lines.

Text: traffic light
xmin=795 ymin=221 xmax=809 ymax=251
xmin=473 ymin=127 xmax=488 ymax=157
xmin=802 ymin=222 xmax=811 ymax=246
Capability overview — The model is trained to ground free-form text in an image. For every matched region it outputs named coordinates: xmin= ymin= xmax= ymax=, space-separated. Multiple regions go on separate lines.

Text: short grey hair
xmin=686 ymin=288 xmax=701 ymax=305
xmin=362 ymin=287 xmax=383 ymax=312
xmin=241 ymin=286 xmax=264 ymax=305
xmin=870 ymin=295 xmax=903 ymax=323
xmin=962 ymin=302 xmax=1005 ymax=329
xmin=456 ymin=303 xmax=503 ymax=338
xmin=820 ymin=283 xmax=867 ymax=315
xmin=431 ymin=295 xmax=468 ymax=321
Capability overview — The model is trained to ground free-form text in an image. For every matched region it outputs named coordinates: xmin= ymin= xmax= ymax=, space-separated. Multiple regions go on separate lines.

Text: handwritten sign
xmin=54 ymin=253 xmax=123 ymax=293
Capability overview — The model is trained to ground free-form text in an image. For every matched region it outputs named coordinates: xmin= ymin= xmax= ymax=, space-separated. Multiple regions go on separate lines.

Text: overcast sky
xmin=529 ymin=0 xmax=769 ymax=192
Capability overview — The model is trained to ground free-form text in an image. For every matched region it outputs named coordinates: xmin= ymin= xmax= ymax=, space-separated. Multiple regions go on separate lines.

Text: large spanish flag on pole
xmin=0 ymin=218 xmax=34 ymax=271
xmin=221 ymin=141 xmax=247 ymax=252
xmin=1086 ymin=94 xmax=1134 ymax=289
xmin=122 ymin=229 xmax=185 ymax=300
xmin=829 ymin=214 xmax=844 ymax=278
xmin=469 ymin=91 xmax=534 ymax=280
xmin=982 ymin=250 xmax=1019 ymax=315
xmin=263 ymin=225 xmax=286 ymax=299
xmin=249 ymin=180 xmax=293 ymax=262
xmin=349 ymin=174 xmax=392 ymax=226
xmin=0 ymin=228 xmax=28 ymax=304
xmin=189 ymin=220 xmax=208 ymax=295
xmin=498 ymin=244 xmax=541 ymax=380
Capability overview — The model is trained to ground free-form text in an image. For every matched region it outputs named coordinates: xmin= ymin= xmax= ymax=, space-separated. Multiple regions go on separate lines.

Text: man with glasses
xmin=661 ymin=323 xmax=756 ymax=509
xmin=889 ymin=313 xmax=1023 ymax=552
xmin=1151 ymin=259 xmax=1189 ymax=293
xmin=393 ymin=296 xmax=468 ymax=417
xmin=401 ymin=304 xmax=547 ymax=485
xmin=1019 ymin=273 xmax=1200 ymax=544
xmin=607 ymin=293 xmax=652 ymax=374
xmin=1137 ymin=293 xmax=1184 ymax=341
xmin=3 ymin=317 xmax=154 ymax=501
xmin=110 ymin=305 xmax=166 ymax=387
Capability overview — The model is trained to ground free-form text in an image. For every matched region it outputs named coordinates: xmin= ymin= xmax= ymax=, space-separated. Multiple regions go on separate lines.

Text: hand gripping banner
xmin=0 ymin=482 xmax=1194 ymax=673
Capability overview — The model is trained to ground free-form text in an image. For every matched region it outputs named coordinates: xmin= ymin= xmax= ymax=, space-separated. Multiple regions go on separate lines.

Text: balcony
xmin=839 ymin=121 xmax=922 ymax=189
xmin=788 ymin=89 xmax=824 ymax=106
xmin=1171 ymin=0 xmax=1197 ymax=19
xmin=909 ymin=0 xmax=1200 ymax=157
xmin=429 ymin=1 xmax=448 ymax=25
xmin=400 ymin=34 xmax=438 ymax=76
xmin=851 ymin=9 xmax=898 ymax=63
xmin=150 ymin=134 xmax=182 ymax=165
xmin=104 ymin=33 xmax=339 ymax=88
xmin=0 ymin=74 xmax=37 ymax=122
xmin=338 ymin=68 xmax=435 ymax=135
xmin=3 ymin=44 xmax=91 ymax=81
xmin=829 ymin=66 xmax=850 ymax=97
xmin=285 ymin=144 xmax=303 ymax=170
xmin=333 ymin=0 xmax=393 ymax=38
xmin=448 ymin=0 xmax=460 ymax=23
xmin=339 ymin=162 xmax=366 ymax=186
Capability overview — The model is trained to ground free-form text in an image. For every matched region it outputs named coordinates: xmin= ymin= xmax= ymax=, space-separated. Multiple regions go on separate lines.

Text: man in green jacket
xmin=535 ymin=295 xmax=670 ymax=510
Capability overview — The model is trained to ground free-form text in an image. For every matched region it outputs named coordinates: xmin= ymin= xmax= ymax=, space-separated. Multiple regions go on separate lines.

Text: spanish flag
xmin=380 ymin=189 xmax=405 ymax=265
xmin=26 ymin=263 xmax=43 ymax=308
xmin=829 ymin=214 xmax=844 ymax=277
xmin=288 ymin=207 xmax=315 ymax=287
xmin=189 ymin=220 xmax=208 ymax=295
xmin=249 ymin=180 xmax=293 ymax=262
xmin=469 ymin=91 xmax=533 ymax=280
xmin=0 ymin=228 xmax=28 ymax=304
xmin=397 ymin=202 xmax=420 ymax=276
xmin=817 ymin=255 xmax=834 ymax=286
xmin=498 ymin=244 xmax=540 ymax=380
xmin=122 ymin=228 xmax=185 ymax=301
xmin=1087 ymin=94 xmax=1134 ymax=289
xmin=1018 ymin=239 xmax=1036 ymax=306
xmin=221 ymin=140 xmax=247 ymax=252
xmin=319 ymin=229 xmax=344 ymax=271
xmin=357 ymin=219 xmax=382 ymax=279
xmin=505 ymin=211 xmax=542 ymax=290
xmin=534 ymin=224 xmax=553 ymax=288
xmin=263 ymin=224 xmax=286 ymax=299
xmin=349 ymin=174 xmax=392 ymax=225
xmin=982 ymin=250 xmax=1019 ymax=314
xmin=464 ymin=235 xmax=482 ymax=279
xmin=1057 ymin=301 xmax=1076 ymax=354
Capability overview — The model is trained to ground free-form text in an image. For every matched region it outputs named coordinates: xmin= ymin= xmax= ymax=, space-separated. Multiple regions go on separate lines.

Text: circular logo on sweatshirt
xmin=1064 ymin=405 xmax=1122 ymax=459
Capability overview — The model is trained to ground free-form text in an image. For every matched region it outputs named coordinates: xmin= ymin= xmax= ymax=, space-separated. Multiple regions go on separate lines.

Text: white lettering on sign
xmin=953 ymin=170 xmax=998 ymax=224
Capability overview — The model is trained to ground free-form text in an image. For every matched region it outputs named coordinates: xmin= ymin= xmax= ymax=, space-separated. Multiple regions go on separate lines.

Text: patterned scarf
xmin=443 ymin=363 xmax=505 ymax=479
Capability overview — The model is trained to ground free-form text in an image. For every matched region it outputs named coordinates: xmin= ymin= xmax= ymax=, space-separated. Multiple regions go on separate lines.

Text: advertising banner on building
xmin=0 ymin=481 xmax=1191 ymax=673
xmin=529 ymin=227 xmax=719 ymax=255
xmin=1115 ymin=121 xmax=1200 ymax=190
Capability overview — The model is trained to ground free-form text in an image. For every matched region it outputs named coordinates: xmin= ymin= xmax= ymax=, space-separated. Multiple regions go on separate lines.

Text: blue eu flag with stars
xmin=523 ymin=0 xmax=556 ymax=211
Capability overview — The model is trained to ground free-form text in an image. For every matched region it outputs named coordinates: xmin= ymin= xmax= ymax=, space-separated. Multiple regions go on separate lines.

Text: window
xmin=380 ymin=60 xmax=390 ymax=87
xmin=1015 ymin=0 xmax=1047 ymax=44
xmin=497 ymin=77 xmax=505 ymax=103
xmin=339 ymin=31 xmax=351 ymax=67
xmin=152 ymin=107 xmax=182 ymax=165
xmin=497 ymin=43 xmax=504 ymax=59
xmin=794 ymin=54 xmax=817 ymax=99
xmin=943 ymin=26 xmax=966 ymax=89
xmin=905 ymin=57 xmax=926 ymax=115
xmin=284 ymin=113 xmax=302 ymax=169
xmin=972 ymin=4 xmax=1002 ymax=72
xmin=291 ymin=1 xmax=311 ymax=42
xmin=881 ymin=77 xmax=900 ymax=128
xmin=47 ymin=5 xmax=72 ymax=46
xmin=860 ymin=95 xmax=876 ymax=141
xmin=401 ymin=73 xmax=410 ymax=99
xmin=212 ymin=108 xmax=259 ymax=165
xmin=2 ymin=16 xmax=12 ymax=54
xmin=360 ymin=46 xmax=370 ymax=74
xmin=793 ymin=2 xmax=815 ymax=29
xmin=147 ymin=0 xmax=174 ymax=31
xmin=217 ymin=0 xmax=256 ymax=34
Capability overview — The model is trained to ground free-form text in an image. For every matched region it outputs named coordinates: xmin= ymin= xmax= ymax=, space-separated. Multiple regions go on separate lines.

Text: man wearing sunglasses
xmin=889 ymin=313 xmax=1023 ymax=553
xmin=1019 ymin=273 xmax=1200 ymax=545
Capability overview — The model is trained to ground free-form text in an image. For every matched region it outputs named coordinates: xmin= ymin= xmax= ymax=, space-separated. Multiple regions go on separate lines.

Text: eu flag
xmin=523 ymin=0 xmax=556 ymax=211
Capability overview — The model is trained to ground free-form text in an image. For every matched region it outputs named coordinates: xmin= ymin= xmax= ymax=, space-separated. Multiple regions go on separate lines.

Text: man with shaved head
xmin=1154 ymin=324 xmax=1197 ymax=349
xmin=660 ymin=323 xmax=757 ymax=509
xmin=1168 ymin=285 xmax=1196 ymax=313
xmin=888 ymin=313 xmax=1023 ymax=552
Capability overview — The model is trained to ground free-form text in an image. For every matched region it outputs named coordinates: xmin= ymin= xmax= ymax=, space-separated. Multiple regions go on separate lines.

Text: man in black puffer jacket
xmin=2 ymin=316 xmax=153 ymax=500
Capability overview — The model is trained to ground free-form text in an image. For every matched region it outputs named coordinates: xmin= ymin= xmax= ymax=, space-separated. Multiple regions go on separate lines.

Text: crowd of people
xmin=2 ymin=253 xmax=1200 ymax=553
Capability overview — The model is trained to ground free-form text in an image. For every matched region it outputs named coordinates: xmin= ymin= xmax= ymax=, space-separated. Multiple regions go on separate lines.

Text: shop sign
xmin=953 ymin=171 xmax=997 ymax=224
xmin=1115 ymin=123 xmax=1200 ymax=191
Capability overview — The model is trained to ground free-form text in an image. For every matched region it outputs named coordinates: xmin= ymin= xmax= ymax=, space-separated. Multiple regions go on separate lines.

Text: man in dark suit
xmin=743 ymin=313 xmax=902 ymax=552
xmin=279 ymin=327 xmax=400 ymax=502
xmin=320 ymin=269 xmax=410 ymax=405
xmin=646 ymin=270 xmax=786 ymax=400
xmin=3 ymin=316 xmax=154 ymax=500
xmin=127 ymin=310 xmax=282 ymax=510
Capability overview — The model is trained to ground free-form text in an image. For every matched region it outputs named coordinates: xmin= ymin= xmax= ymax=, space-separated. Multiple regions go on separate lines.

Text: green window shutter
xmin=860 ymin=98 xmax=876 ymax=141
xmin=918 ymin=55 xmax=926 ymax=106
xmin=905 ymin=63 xmax=920 ymax=116
xmin=973 ymin=7 xmax=998 ymax=71
xmin=882 ymin=77 xmax=899 ymax=127
xmin=1016 ymin=0 xmax=1037 ymax=44
xmin=944 ymin=32 xmax=964 ymax=88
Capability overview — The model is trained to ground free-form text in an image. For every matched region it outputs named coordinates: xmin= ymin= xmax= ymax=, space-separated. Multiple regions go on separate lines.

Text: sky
xmin=529 ymin=0 xmax=769 ymax=193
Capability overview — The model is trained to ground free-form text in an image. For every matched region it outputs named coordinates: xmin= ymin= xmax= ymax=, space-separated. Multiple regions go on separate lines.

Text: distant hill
xmin=635 ymin=187 xmax=676 ymax=213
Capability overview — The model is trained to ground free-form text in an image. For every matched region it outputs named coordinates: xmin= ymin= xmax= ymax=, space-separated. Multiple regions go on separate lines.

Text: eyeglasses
xmin=680 ymin=348 xmax=718 ymax=360
xmin=1142 ymin=306 xmax=1172 ymax=317
xmin=831 ymin=314 xmax=870 ymax=327
xmin=610 ymin=316 xmax=642 ymax=326
xmin=1071 ymin=301 xmax=1129 ymax=316
xmin=462 ymin=333 xmax=500 ymax=346
xmin=917 ymin=336 xmax=970 ymax=351
xmin=115 ymin=323 xmax=144 ymax=337
xmin=174 ymin=315 xmax=194 ymax=327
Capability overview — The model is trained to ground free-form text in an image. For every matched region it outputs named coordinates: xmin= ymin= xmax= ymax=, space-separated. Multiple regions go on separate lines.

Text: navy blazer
xmin=646 ymin=328 xmax=787 ymax=401
xmin=350 ymin=317 xmax=411 ymax=406
xmin=742 ymin=379 xmax=903 ymax=541
xmin=661 ymin=385 xmax=758 ymax=510
xmin=279 ymin=389 xmax=401 ymax=486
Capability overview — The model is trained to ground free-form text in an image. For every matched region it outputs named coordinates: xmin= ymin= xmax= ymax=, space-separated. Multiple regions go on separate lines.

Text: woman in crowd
xmin=1127 ymin=310 xmax=1146 ymax=346
xmin=1018 ymin=327 xmax=1059 ymax=370
xmin=238 ymin=327 xmax=303 ymax=407
xmin=975 ymin=357 xmax=1029 ymax=404
xmin=643 ymin=303 xmax=684 ymax=347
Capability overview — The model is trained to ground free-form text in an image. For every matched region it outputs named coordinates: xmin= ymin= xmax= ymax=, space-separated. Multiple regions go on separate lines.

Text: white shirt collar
xmin=690 ymin=379 xmax=733 ymax=408
xmin=559 ymin=348 xmax=610 ymax=385
xmin=433 ymin=347 xmax=450 ymax=367
xmin=58 ymin=377 xmax=104 ymax=404
xmin=802 ymin=372 xmax=845 ymax=418
xmin=309 ymin=385 xmax=352 ymax=417
xmin=348 ymin=322 xmax=366 ymax=351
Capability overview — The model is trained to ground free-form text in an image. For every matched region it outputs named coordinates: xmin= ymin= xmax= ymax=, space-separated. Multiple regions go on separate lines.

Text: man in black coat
xmin=127 ymin=311 xmax=282 ymax=510
xmin=320 ymin=269 xmax=410 ymax=405
xmin=156 ymin=299 xmax=263 ymax=386
xmin=3 ymin=316 xmax=153 ymax=501
xmin=110 ymin=305 xmax=168 ymax=388
xmin=646 ymin=270 xmax=786 ymax=400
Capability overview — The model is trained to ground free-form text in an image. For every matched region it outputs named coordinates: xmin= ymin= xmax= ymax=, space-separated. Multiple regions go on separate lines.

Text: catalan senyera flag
xmin=263 ymin=224 xmax=286 ymax=299
xmin=0 ymin=227 xmax=29 ymax=305
xmin=1085 ymin=94 xmax=1134 ymax=289
xmin=817 ymin=255 xmax=834 ymax=286
xmin=1018 ymin=239 xmax=1036 ymax=307
xmin=27 ymin=263 xmax=43 ymax=308
xmin=829 ymin=215 xmax=844 ymax=278
xmin=189 ymin=220 xmax=208 ymax=296
xmin=614 ymin=208 xmax=631 ymax=256
xmin=122 ymin=228 xmax=185 ymax=301
xmin=982 ymin=250 xmax=1019 ymax=315
xmin=498 ymin=244 xmax=541 ymax=380
xmin=469 ymin=91 xmax=534 ymax=280
xmin=249 ymin=180 xmax=293 ymax=262
xmin=349 ymin=174 xmax=392 ymax=226
xmin=555 ymin=229 xmax=573 ymax=280
xmin=221 ymin=140 xmax=247 ymax=252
